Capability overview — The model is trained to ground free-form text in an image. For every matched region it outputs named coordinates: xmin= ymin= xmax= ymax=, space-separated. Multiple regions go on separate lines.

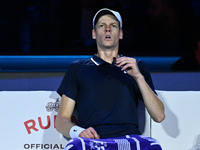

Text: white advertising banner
xmin=0 ymin=91 xmax=67 ymax=150
xmin=154 ymin=91 xmax=200 ymax=150
xmin=1 ymin=90 xmax=200 ymax=150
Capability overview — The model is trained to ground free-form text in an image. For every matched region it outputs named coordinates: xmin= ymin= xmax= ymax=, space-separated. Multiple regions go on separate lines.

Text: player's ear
xmin=92 ymin=29 xmax=96 ymax=39
xmin=119 ymin=29 xmax=123 ymax=39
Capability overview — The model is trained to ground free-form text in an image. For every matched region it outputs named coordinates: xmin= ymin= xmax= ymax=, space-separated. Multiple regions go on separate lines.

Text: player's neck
xmin=97 ymin=51 xmax=119 ymax=64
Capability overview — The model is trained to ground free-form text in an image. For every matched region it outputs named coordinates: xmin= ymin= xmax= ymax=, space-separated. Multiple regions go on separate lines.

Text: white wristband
xmin=69 ymin=125 xmax=85 ymax=138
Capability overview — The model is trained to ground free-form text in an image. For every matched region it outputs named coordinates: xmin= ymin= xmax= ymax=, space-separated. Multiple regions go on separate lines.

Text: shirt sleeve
xmin=137 ymin=60 xmax=157 ymax=100
xmin=139 ymin=60 xmax=156 ymax=92
xmin=57 ymin=62 xmax=79 ymax=101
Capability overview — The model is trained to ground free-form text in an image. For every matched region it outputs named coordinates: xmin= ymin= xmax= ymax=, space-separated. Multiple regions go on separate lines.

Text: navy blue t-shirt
xmin=57 ymin=55 xmax=156 ymax=139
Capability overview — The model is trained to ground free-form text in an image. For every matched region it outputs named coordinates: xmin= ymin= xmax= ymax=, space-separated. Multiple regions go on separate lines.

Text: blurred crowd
xmin=0 ymin=0 xmax=200 ymax=68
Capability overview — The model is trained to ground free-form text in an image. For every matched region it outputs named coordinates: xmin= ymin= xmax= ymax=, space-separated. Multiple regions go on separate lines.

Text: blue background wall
xmin=0 ymin=56 xmax=199 ymax=91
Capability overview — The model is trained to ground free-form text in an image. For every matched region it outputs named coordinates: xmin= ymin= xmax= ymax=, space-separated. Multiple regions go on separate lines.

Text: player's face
xmin=92 ymin=14 xmax=123 ymax=49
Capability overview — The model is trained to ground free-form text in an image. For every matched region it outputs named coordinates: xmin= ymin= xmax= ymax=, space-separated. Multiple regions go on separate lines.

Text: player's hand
xmin=115 ymin=56 xmax=143 ymax=79
xmin=79 ymin=127 xmax=100 ymax=139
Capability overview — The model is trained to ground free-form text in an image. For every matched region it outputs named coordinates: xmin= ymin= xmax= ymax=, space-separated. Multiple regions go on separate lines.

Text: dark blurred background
xmin=0 ymin=0 xmax=200 ymax=56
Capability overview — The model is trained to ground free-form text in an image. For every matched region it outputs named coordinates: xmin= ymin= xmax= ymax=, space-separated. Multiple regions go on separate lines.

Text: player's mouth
xmin=105 ymin=35 xmax=111 ymax=40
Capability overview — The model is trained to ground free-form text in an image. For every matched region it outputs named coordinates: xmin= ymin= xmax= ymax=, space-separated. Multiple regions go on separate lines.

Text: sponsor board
xmin=1 ymin=90 xmax=200 ymax=150
xmin=0 ymin=91 xmax=67 ymax=150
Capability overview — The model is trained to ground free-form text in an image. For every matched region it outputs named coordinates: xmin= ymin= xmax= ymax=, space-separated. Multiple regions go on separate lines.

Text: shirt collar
xmin=90 ymin=54 xmax=106 ymax=66
xmin=91 ymin=54 xmax=123 ymax=66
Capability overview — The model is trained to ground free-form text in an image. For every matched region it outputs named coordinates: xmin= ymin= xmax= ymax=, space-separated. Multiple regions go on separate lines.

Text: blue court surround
xmin=0 ymin=55 xmax=199 ymax=91
xmin=0 ymin=55 xmax=180 ymax=72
